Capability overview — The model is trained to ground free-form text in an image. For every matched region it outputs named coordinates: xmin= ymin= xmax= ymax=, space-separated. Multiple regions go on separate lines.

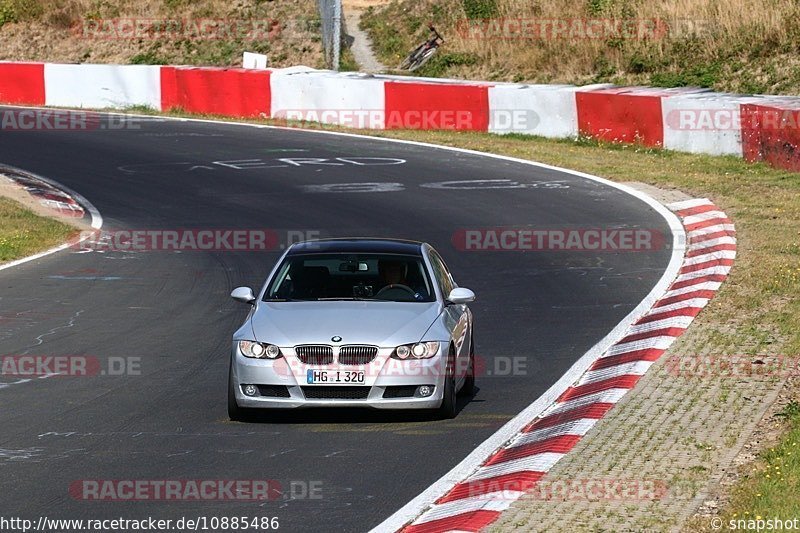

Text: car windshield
xmin=264 ymin=253 xmax=435 ymax=302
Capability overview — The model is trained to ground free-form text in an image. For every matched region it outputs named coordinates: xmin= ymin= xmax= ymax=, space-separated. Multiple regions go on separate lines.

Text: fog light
xmin=243 ymin=384 xmax=258 ymax=396
xmin=417 ymin=385 xmax=434 ymax=397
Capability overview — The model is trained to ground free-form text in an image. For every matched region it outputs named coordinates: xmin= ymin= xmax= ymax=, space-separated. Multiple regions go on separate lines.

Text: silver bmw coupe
xmin=228 ymin=238 xmax=476 ymax=421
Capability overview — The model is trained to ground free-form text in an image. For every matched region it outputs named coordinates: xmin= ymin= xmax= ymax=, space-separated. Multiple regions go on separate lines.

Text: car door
xmin=428 ymin=248 xmax=472 ymax=383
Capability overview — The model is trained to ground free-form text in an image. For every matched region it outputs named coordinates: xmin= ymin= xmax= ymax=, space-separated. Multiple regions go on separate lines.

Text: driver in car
xmin=378 ymin=259 xmax=425 ymax=301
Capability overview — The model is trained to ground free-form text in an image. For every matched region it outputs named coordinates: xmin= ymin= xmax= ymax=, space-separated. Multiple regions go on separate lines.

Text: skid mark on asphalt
xmin=1 ymin=309 xmax=88 ymax=388
xmin=0 ymin=378 xmax=31 ymax=388
xmin=37 ymin=430 xmax=282 ymax=440
xmin=47 ymin=275 xmax=122 ymax=281
xmin=0 ymin=447 xmax=89 ymax=462
xmin=0 ymin=447 xmax=43 ymax=461
xmin=24 ymin=309 xmax=84 ymax=353
xmin=598 ymin=266 xmax=668 ymax=280
xmin=0 ymin=309 xmax=63 ymax=341
xmin=324 ymin=450 xmax=348 ymax=458
xmin=139 ymin=133 xmax=224 ymax=138
xmin=551 ymin=303 xmax=628 ymax=310
xmin=268 ymin=486 xmax=361 ymax=510
xmin=37 ymin=431 xmax=93 ymax=439
xmin=216 ymin=449 xmax=255 ymax=455
xmin=266 ymin=449 xmax=296 ymax=459
xmin=0 ymin=373 xmax=62 ymax=389
xmin=165 ymin=450 xmax=193 ymax=458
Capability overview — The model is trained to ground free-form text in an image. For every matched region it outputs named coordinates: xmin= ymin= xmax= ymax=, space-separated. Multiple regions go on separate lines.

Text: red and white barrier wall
xmin=271 ymin=68 xmax=385 ymax=127
xmin=488 ymin=84 xmax=584 ymax=137
xmin=2 ymin=60 xmax=800 ymax=172
xmin=161 ymin=66 xmax=270 ymax=118
xmin=45 ymin=64 xmax=162 ymax=109
xmin=0 ymin=62 xmax=44 ymax=105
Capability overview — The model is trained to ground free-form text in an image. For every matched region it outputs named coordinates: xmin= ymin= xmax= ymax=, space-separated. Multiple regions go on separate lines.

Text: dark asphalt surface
xmin=0 ymin=111 xmax=672 ymax=532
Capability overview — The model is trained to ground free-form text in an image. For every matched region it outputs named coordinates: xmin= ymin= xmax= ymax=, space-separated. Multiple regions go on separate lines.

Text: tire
xmin=435 ymin=346 xmax=458 ymax=419
xmin=398 ymin=56 xmax=413 ymax=70
xmin=459 ymin=334 xmax=475 ymax=397
xmin=227 ymin=360 xmax=253 ymax=422
xmin=407 ymin=47 xmax=438 ymax=72
xmin=398 ymin=43 xmax=428 ymax=70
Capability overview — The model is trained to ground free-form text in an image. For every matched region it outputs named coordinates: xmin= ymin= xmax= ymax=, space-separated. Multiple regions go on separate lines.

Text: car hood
xmin=249 ymin=301 xmax=443 ymax=347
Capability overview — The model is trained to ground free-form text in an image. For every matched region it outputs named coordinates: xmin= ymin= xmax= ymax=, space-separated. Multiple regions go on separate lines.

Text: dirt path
xmin=342 ymin=0 xmax=388 ymax=73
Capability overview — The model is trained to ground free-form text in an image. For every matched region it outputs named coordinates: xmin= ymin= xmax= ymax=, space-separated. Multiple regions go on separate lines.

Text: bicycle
xmin=398 ymin=25 xmax=444 ymax=72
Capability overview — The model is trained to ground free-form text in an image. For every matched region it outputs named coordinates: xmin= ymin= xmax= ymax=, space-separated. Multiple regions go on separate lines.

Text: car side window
xmin=428 ymin=250 xmax=454 ymax=298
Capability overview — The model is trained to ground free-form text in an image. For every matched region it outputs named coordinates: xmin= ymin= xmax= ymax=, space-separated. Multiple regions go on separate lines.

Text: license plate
xmin=306 ymin=370 xmax=366 ymax=384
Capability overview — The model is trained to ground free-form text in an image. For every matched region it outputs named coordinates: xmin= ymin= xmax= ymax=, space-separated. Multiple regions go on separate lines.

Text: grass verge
xmin=733 ymin=400 xmax=800 ymax=522
xmin=0 ymin=196 xmax=77 ymax=263
xmin=688 ymin=398 xmax=800 ymax=530
xmin=361 ymin=0 xmax=800 ymax=94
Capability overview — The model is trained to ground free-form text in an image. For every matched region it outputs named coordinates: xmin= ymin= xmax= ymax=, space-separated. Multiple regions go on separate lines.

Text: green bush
xmin=627 ymin=52 xmax=657 ymax=74
xmin=462 ymin=0 xmax=497 ymax=20
xmin=586 ymin=0 xmax=615 ymax=16
xmin=650 ymin=62 xmax=721 ymax=89
xmin=415 ymin=51 xmax=478 ymax=77
xmin=0 ymin=2 xmax=17 ymax=27
xmin=130 ymin=47 xmax=167 ymax=65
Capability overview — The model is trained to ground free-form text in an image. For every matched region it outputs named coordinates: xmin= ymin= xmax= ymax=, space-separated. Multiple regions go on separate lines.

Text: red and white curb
xmin=0 ymin=164 xmax=103 ymax=273
xmin=392 ymin=198 xmax=735 ymax=533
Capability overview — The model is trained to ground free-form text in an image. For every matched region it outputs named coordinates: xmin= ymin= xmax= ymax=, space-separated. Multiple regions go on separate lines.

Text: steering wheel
xmin=374 ymin=284 xmax=416 ymax=300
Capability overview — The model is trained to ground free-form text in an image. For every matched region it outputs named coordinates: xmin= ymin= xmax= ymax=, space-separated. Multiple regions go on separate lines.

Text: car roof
xmin=286 ymin=238 xmax=426 ymax=256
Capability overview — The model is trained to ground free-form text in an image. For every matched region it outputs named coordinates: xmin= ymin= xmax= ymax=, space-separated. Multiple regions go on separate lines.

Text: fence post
xmin=317 ymin=0 xmax=343 ymax=70
xmin=333 ymin=0 xmax=341 ymax=71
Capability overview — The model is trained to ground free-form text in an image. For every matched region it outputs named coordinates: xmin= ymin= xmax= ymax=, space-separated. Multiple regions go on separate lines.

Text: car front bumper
xmin=230 ymin=342 xmax=448 ymax=410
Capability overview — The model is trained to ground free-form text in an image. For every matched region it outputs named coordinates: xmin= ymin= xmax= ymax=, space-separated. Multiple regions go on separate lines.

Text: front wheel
xmin=459 ymin=335 xmax=475 ymax=396
xmin=435 ymin=347 xmax=457 ymax=419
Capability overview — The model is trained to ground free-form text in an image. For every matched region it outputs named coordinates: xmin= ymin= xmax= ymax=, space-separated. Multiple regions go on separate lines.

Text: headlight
xmin=239 ymin=340 xmax=282 ymax=359
xmin=395 ymin=345 xmax=411 ymax=359
xmin=392 ymin=341 xmax=440 ymax=360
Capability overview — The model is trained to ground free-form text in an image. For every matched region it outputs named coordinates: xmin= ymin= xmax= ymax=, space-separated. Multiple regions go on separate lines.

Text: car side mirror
xmin=447 ymin=287 xmax=475 ymax=305
xmin=231 ymin=286 xmax=256 ymax=305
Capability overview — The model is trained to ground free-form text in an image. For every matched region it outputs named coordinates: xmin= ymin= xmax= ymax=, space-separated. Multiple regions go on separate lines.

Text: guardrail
xmin=1 ymin=61 xmax=797 ymax=172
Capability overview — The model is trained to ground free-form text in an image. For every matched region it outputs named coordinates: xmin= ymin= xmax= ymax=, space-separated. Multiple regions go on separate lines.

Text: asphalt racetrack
xmin=0 ymin=110 xmax=672 ymax=532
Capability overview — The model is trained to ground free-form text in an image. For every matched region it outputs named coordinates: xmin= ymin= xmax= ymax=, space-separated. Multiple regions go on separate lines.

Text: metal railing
xmin=317 ymin=0 xmax=342 ymax=70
